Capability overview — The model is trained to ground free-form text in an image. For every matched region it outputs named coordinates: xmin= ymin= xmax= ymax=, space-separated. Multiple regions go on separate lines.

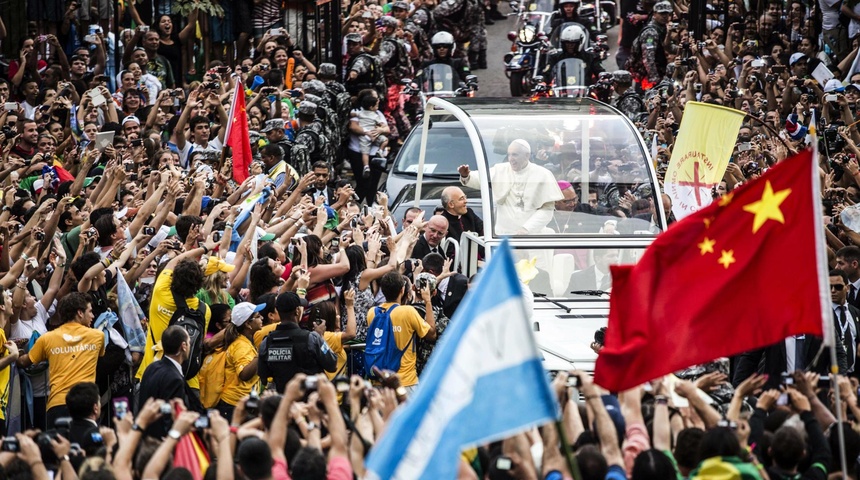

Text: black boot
xmin=469 ymin=51 xmax=482 ymax=69
xmin=478 ymin=49 xmax=488 ymax=69
xmin=484 ymin=11 xmax=495 ymax=25
xmin=489 ymin=5 xmax=507 ymax=20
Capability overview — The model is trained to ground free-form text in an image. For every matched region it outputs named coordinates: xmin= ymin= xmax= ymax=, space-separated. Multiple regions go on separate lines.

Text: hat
xmin=83 ymin=176 xmax=100 ymax=188
xmin=846 ymin=83 xmax=860 ymax=92
xmin=824 ymin=78 xmax=845 ymax=93
xmin=276 ymin=291 xmax=309 ymax=318
xmin=378 ymin=15 xmax=399 ymax=28
xmin=259 ymin=232 xmax=276 ymax=242
xmin=557 ymin=180 xmax=572 ymax=191
xmin=303 ymin=93 xmax=323 ymax=105
xmin=298 ymin=101 xmax=318 ymax=116
xmin=653 ymin=1 xmax=673 ymax=13
xmin=122 ymin=115 xmax=141 ymax=125
xmin=303 ymin=79 xmax=327 ymax=96
xmin=789 ymin=52 xmax=807 ymax=66
xmin=318 ymin=63 xmax=337 ymax=79
xmin=231 ymin=302 xmax=265 ymax=326
xmin=257 ymin=293 xmax=279 ymax=318
xmin=249 ymin=130 xmax=261 ymax=141
xmin=392 ymin=0 xmax=409 ymax=9
xmin=205 ymin=256 xmax=236 ymax=276
xmin=345 ymin=33 xmax=363 ymax=43
xmin=261 ymin=118 xmax=285 ymax=133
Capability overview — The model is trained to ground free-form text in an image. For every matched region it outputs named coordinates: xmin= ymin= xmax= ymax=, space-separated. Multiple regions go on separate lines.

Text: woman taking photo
xmin=217 ymin=302 xmax=263 ymax=420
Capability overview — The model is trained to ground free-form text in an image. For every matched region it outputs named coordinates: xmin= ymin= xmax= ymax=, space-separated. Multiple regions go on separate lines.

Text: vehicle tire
xmin=510 ymin=71 xmax=526 ymax=96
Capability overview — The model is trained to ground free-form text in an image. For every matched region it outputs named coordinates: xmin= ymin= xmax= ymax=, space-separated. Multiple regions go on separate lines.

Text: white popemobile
xmin=394 ymin=96 xmax=666 ymax=375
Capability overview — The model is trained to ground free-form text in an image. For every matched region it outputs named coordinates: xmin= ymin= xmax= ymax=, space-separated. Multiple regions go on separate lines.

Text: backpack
xmin=365 ymin=304 xmax=413 ymax=376
xmin=198 ymin=348 xmax=227 ymax=408
xmin=154 ymin=292 xmax=207 ymax=380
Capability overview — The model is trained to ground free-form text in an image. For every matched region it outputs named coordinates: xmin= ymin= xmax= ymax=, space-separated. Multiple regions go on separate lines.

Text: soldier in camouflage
xmin=627 ymin=1 xmax=671 ymax=90
xmin=611 ymin=70 xmax=646 ymax=121
xmin=392 ymin=1 xmax=434 ymax=63
xmin=291 ymin=101 xmax=331 ymax=176
xmin=435 ymin=0 xmax=487 ymax=69
xmin=344 ymin=33 xmax=387 ymax=103
xmin=302 ymin=81 xmax=343 ymax=156
xmin=411 ymin=0 xmax=437 ymax=38
xmin=377 ymin=15 xmax=413 ymax=141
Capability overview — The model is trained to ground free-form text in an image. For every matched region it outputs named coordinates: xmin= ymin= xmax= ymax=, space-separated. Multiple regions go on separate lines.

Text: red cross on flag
xmin=663 ymin=102 xmax=746 ymax=221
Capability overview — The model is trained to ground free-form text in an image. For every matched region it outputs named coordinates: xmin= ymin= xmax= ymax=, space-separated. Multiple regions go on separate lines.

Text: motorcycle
xmin=403 ymin=64 xmax=478 ymax=106
xmin=548 ymin=57 xmax=588 ymax=98
xmin=578 ymin=0 xmax=615 ymax=36
xmin=505 ymin=0 xmax=556 ymax=97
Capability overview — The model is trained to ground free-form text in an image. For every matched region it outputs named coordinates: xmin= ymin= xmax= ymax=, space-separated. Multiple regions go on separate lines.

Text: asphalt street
xmin=478 ymin=4 xmax=621 ymax=97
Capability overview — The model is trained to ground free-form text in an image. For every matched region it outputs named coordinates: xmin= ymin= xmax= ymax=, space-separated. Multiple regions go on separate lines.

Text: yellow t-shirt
xmin=137 ymin=270 xmax=211 ymax=389
xmin=220 ymin=336 xmax=258 ymax=406
xmin=0 ymin=330 xmax=10 ymax=420
xmin=322 ymin=331 xmax=346 ymax=380
xmin=29 ymin=322 xmax=105 ymax=410
xmin=254 ymin=323 xmax=279 ymax=350
xmin=366 ymin=303 xmax=431 ymax=387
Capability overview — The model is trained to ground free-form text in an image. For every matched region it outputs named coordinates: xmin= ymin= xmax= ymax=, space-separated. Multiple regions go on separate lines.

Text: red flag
xmin=594 ymin=150 xmax=829 ymax=392
xmin=225 ymin=87 xmax=252 ymax=183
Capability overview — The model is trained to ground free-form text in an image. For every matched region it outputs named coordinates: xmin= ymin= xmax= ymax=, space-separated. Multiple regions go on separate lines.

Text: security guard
xmin=628 ymin=0 xmax=671 ymax=90
xmin=258 ymin=292 xmax=337 ymax=393
xmin=290 ymin=101 xmax=330 ymax=176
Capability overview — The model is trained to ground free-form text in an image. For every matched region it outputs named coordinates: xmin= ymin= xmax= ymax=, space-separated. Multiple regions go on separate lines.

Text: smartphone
xmin=826 ymin=94 xmax=839 ymax=102
xmin=3 ymin=103 xmax=16 ymax=111
xmin=124 ymin=162 xmax=134 ymax=172
xmin=1 ymin=437 xmax=19 ymax=452
xmin=772 ymin=65 xmax=786 ymax=74
xmin=303 ymin=376 xmax=319 ymax=392
xmin=750 ymin=59 xmax=765 ymax=68
xmin=90 ymin=91 xmax=106 ymax=107
xmin=331 ymin=237 xmax=339 ymax=249
xmin=268 ymin=28 xmax=283 ymax=37
xmin=737 ymin=142 xmax=751 ymax=152
xmin=140 ymin=25 xmax=149 ymax=32
xmin=194 ymin=416 xmax=210 ymax=429
xmin=34 ymin=231 xmax=45 ymax=241
xmin=213 ymin=231 xmax=222 ymax=242
xmin=95 ymin=131 xmax=115 ymax=152
xmin=495 ymin=456 xmax=513 ymax=471
xmin=130 ymin=138 xmax=143 ymax=147
xmin=143 ymin=226 xmax=156 ymax=236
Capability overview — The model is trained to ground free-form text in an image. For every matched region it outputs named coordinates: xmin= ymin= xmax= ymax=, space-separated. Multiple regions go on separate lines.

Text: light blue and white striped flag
xmin=116 ymin=273 xmax=146 ymax=352
xmin=365 ymin=240 xmax=559 ymax=480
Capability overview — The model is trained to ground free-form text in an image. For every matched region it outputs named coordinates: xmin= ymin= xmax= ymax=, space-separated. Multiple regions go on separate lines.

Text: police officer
xmin=544 ymin=24 xmax=603 ymax=86
xmin=549 ymin=0 xmax=592 ymax=43
xmin=435 ymin=0 xmax=487 ymax=69
xmin=392 ymin=0 xmax=433 ymax=63
xmin=302 ymin=81 xmax=342 ymax=155
xmin=419 ymin=31 xmax=471 ymax=85
xmin=261 ymin=118 xmax=293 ymax=164
xmin=258 ymin=292 xmax=337 ymax=393
xmin=411 ymin=0 xmax=437 ymax=38
xmin=612 ymin=70 xmax=645 ymax=121
xmin=628 ymin=0 xmax=671 ymax=90
xmin=377 ymin=15 xmax=413 ymax=141
xmin=291 ymin=101 xmax=330 ymax=176
xmin=345 ymin=33 xmax=386 ymax=102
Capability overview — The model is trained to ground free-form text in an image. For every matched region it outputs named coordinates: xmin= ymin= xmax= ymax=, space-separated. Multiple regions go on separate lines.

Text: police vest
xmin=264 ymin=325 xmax=321 ymax=393
xmin=346 ymin=53 xmax=382 ymax=95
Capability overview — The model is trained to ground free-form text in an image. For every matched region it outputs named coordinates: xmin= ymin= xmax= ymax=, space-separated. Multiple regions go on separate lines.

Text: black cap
xmin=276 ymin=291 xmax=308 ymax=319
xmin=257 ymin=293 xmax=278 ymax=318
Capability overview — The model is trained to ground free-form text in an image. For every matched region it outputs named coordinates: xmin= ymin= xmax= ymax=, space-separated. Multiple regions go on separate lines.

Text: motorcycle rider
xmin=418 ymin=31 xmax=472 ymax=86
xmin=612 ymin=70 xmax=646 ymax=121
xmin=627 ymin=0 xmax=671 ymax=90
xmin=544 ymin=24 xmax=603 ymax=86
xmin=549 ymin=0 xmax=593 ymax=42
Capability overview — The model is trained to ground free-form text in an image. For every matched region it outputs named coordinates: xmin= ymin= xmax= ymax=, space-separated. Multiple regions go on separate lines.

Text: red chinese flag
xmin=225 ymin=87 xmax=253 ymax=183
xmin=594 ymin=150 xmax=830 ymax=392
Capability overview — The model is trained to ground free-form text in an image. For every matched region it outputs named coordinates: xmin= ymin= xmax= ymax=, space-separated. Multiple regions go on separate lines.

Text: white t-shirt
xmin=348 ymin=109 xmax=387 ymax=155
xmin=178 ymin=137 xmax=223 ymax=168
xmin=12 ymin=300 xmax=54 ymax=397
xmin=820 ymin=0 xmax=842 ymax=31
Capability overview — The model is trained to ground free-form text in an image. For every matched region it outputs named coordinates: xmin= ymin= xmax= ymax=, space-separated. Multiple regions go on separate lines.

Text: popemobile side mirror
xmin=401 ymin=78 xmax=413 ymax=86
xmin=465 ymin=75 xmax=478 ymax=84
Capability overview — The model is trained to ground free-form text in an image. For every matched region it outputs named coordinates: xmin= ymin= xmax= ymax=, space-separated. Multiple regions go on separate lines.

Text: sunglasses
xmin=832 ymin=284 xmax=846 ymax=291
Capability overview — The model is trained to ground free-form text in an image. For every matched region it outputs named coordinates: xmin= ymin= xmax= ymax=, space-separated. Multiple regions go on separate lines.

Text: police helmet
xmin=431 ymin=31 xmax=455 ymax=49
xmin=559 ymin=0 xmax=581 ymax=5
xmin=560 ymin=24 xmax=586 ymax=53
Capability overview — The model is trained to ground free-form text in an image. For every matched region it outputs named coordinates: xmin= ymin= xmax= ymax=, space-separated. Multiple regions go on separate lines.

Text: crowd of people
xmin=3 ymin=0 xmax=860 ymax=477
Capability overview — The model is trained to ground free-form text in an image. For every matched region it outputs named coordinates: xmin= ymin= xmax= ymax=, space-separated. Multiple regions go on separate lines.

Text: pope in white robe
xmin=459 ymin=139 xmax=563 ymax=235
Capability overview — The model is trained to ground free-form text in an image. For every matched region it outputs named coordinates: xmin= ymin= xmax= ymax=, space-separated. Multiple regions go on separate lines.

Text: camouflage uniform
xmin=412 ymin=5 xmax=436 ymax=37
xmin=615 ymin=90 xmax=646 ymax=121
xmin=627 ymin=19 xmax=667 ymax=89
xmin=435 ymin=0 xmax=486 ymax=63
xmin=290 ymin=102 xmax=332 ymax=175
xmin=345 ymin=51 xmax=387 ymax=102
xmin=302 ymin=82 xmax=343 ymax=157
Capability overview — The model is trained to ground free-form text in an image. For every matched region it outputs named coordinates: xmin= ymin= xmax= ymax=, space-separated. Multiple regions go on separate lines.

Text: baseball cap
xmin=276 ymin=291 xmax=309 ymax=319
xmin=261 ymin=118 xmax=285 ymax=133
xmin=345 ymin=33 xmax=363 ymax=44
xmin=824 ymin=78 xmax=845 ymax=93
xmin=392 ymin=0 xmax=409 ymax=9
xmin=122 ymin=115 xmax=141 ymax=125
xmin=789 ymin=52 xmax=807 ymax=66
xmin=298 ymin=101 xmax=317 ymax=116
xmin=259 ymin=232 xmax=276 ymax=242
xmin=653 ymin=1 xmax=673 ymax=13
xmin=318 ymin=63 xmax=337 ymax=78
xmin=231 ymin=302 xmax=266 ymax=327
xmin=205 ymin=256 xmax=236 ymax=276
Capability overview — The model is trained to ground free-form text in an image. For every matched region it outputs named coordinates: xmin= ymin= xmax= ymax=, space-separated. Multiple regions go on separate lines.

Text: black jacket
xmin=138 ymin=358 xmax=202 ymax=437
xmin=411 ymin=235 xmax=454 ymax=261
xmin=441 ymin=208 xmax=484 ymax=243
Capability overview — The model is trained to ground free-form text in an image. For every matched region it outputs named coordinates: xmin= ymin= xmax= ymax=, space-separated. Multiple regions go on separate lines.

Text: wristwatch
xmin=306 ymin=421 xmax=317 ymax=431
xmin=60 ymin=455 xmax=70 ymax=463
xmin=167 ymin=429 xmax=182 ymax=440
xmin=132 ymin=423 xmax=143 ymax=432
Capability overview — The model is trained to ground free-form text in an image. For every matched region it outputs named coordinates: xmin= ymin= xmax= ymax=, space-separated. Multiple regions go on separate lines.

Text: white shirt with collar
xmin=164 ymin=355 xmax=184 ymax=377
xmin=834 ymin=301 xmax=857 ymax=371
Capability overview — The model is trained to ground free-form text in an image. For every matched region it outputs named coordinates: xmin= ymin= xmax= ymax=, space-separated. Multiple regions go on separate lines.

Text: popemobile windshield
xmin=398 ymin=96 xmax=666 ymax=373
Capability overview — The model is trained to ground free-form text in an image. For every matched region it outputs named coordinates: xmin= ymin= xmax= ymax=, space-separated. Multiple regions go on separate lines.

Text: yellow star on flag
xmin=703 ymin=217 xmax=713 ymax=228
xmin=718 ymin=250 xmax=736 ymax=269
xmin=718 ymin=192 xmax=734 ymax=207
xmin=698 ymin=237 xmax=715 ymax=255
xmin=742 ymin=181 xmax=792 ymax=233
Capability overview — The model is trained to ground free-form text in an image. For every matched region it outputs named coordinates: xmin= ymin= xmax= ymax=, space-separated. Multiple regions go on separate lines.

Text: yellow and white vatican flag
xmin=664 ymin=102 xmax=746 ymax=220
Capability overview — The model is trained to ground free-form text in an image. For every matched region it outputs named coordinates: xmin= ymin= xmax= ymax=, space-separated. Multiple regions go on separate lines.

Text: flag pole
xmin=554 ymin=419 xmax=582 ymax=480
xmin=828 ymin=340 xmax=849 ymax=479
